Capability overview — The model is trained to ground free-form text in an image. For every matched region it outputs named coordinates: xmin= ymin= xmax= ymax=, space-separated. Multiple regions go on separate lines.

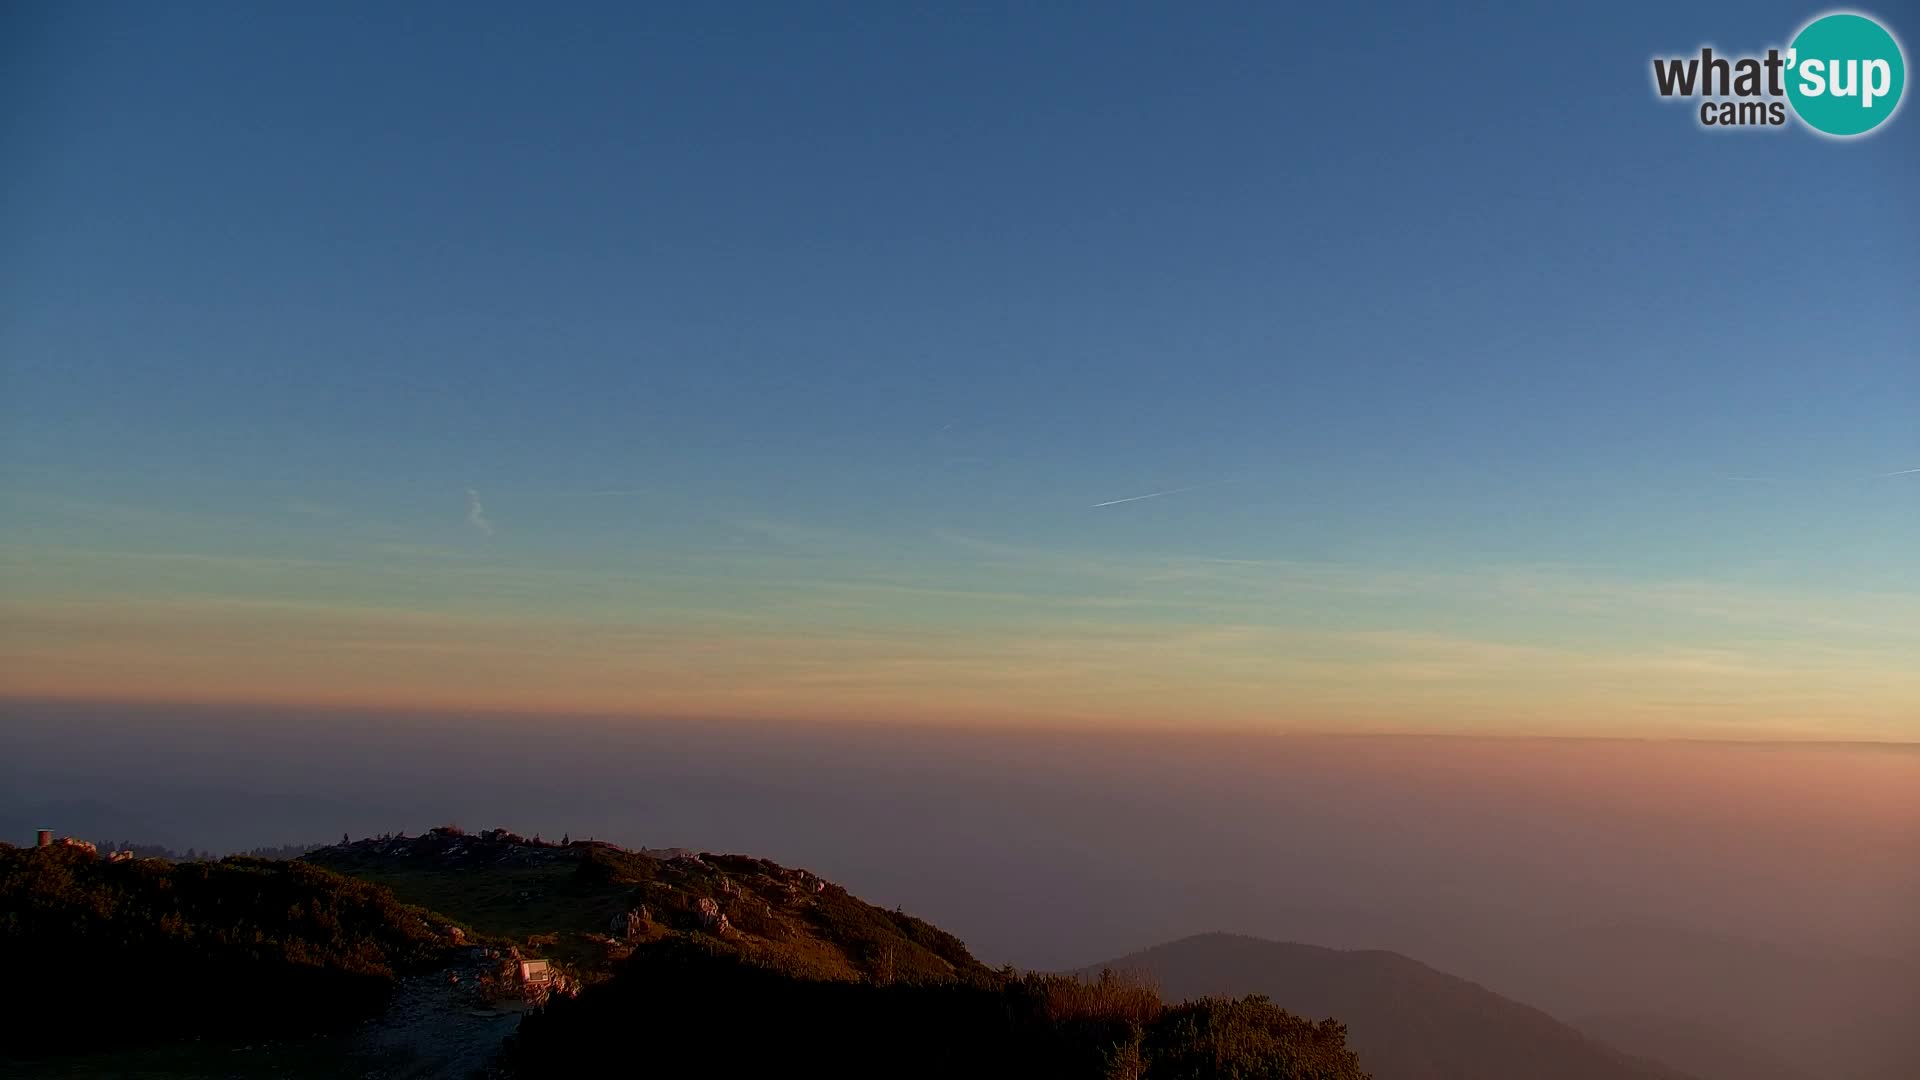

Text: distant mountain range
xmin=1571 ymin=1011 xmax=1815 ymax=1080
xmin=1079 ymin=932 xmax=1696 ymax=1080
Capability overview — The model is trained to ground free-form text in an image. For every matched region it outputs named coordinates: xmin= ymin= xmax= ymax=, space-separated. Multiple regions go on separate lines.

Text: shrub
xmin=0 ymin=843 xmax=458 ymax=1054
xmin=502 ymin=937 xmax=1369 ymax=1079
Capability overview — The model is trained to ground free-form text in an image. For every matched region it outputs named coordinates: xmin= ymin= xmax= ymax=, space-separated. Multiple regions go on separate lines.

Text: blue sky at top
xmin=1 ymin=2 xmax=1915 ymax=732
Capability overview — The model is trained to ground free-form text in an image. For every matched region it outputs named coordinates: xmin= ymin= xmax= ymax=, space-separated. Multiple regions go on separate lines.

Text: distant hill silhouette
xmin=1079 ymin=932 xmax=1695 ymax=1080
xmin=0 ymin=797 xmax=185 ymax=851
xmin=1473 ymin=924 xmax=1920 ymax=1080
xmin=1573 ymin=1012 xmax=1816 ymax=1080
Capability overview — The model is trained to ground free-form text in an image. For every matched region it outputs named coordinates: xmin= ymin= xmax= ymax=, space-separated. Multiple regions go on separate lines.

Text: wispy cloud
xmin=465 ymin=488 xmax=494 ymax=536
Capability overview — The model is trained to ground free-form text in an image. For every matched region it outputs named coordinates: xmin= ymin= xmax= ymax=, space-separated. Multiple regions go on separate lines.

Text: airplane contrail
xmin=1885 ymin=468 xmax=1920 ymax=476
xmin=1091 ymin=478 xmax=1238 ymax=508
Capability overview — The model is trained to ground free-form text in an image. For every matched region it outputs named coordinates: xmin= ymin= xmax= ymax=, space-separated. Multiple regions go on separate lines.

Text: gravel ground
xmin=348 ymin=966 xmax=530 ymax=1080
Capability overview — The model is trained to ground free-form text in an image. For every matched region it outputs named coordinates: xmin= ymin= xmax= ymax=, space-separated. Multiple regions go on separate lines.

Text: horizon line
xmin=1 ymin=693 xmax=1912 ymax=749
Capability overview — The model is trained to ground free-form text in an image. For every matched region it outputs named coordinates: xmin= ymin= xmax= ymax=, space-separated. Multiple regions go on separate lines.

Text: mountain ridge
xmin=1079 ymin=931 xmax=1696 ymax=1080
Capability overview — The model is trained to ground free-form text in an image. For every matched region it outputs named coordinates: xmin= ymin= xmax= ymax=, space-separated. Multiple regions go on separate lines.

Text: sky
xmin=2 ymin=2 xmax=1916 ymax=738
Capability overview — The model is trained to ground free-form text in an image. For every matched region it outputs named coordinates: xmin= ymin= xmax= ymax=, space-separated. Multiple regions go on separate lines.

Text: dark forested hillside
xmin=506 ymin=936 xmax=1372 ymax=1079
xmin=0 ymin=842 xmax=463 ymax=1054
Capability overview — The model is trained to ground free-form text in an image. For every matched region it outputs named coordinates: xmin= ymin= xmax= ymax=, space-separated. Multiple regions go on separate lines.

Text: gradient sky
xmin=2 ymin=2 xmax=1915 ymax=738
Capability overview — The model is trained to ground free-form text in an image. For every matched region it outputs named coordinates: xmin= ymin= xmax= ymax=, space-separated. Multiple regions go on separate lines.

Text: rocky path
xmin=348 ymin=966 xmax=529 ymax=1080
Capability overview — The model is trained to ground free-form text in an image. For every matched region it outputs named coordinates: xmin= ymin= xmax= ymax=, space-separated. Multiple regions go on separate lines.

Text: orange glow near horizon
xmin=4 ymin=541 xmax=1916 ymax=742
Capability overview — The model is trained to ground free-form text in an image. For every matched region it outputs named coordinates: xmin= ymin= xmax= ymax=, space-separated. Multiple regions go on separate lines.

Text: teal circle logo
xmin=1786 ymin=13 xmax=1906 ymax=136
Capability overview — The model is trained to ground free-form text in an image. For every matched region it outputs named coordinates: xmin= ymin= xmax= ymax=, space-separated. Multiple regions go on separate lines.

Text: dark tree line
xmin=91 ymin=839 xmax=324 ymax=861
